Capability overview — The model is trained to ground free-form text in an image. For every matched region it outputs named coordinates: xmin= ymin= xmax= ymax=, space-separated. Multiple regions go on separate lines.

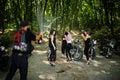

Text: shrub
xmin=0 ymin=34 xmax=13 ymax=47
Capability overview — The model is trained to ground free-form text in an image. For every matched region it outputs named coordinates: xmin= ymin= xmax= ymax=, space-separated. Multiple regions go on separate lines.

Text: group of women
xmin=48 ymin=29 xmax=91 ymax=66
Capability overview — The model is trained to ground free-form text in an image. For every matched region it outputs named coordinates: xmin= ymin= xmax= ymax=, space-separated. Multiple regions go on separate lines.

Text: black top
xmin=25 ymin=29 xmax=36 ymax=44
xmin=49 ymin=36 xmax=56 ymax=48
xmin=62 ymin=35 xmax=67 ymax=46
xmin=85 ymin=38 xmax=90 ymax=48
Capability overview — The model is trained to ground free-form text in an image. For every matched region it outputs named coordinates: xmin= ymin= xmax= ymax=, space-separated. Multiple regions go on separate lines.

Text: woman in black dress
xmin=81 ymin=30 xmax=91 ymax=64
xmin=49 ymin=30 xmax=56 ymax=66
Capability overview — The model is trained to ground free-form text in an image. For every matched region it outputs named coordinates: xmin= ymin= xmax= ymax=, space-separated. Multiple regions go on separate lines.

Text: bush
xmin=0 ymin=34 xmax=13 ymax=47
xmin=91 ymin=27 xmax=112 ymax=40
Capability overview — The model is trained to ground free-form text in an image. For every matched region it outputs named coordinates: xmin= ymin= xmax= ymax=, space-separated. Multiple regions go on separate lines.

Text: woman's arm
xmin=81 ymin=34 xmax=87 ymax=41
xmin=62 ymin=35 xmax=66 ymax=40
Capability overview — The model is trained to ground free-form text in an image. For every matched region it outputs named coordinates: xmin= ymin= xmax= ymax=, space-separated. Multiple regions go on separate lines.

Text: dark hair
xmin=83 ymin=30 xmax=90 ymax=36
xmin=65 ymin=32 xmax=68 ymax=36
xmin=50 ymin=29 xmax=55 ymax=35
xmin=20 ymin=21 xmax=29 ymax=27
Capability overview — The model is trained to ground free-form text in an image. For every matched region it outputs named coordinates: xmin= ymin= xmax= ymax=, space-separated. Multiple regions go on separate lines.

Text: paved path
xmin=0 ymin=43 xmax=120 ymax=80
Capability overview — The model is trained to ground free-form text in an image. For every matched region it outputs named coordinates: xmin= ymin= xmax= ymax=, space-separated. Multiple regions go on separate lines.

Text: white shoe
xmin=52 ymin=62 xmax=56 ymax=66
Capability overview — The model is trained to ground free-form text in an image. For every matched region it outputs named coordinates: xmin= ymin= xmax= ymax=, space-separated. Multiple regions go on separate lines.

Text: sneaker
xmin=87 ymin=61 xmax=90 ymax=65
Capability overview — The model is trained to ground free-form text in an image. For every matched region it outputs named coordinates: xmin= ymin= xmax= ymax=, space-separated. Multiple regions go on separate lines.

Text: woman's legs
xmin=66 ymin=43 xmax=72 ymax=61
xmin=84 ymin=46 xmax=90 ymax=64
xmin=50 ymin=47 xmax=56 ymax=66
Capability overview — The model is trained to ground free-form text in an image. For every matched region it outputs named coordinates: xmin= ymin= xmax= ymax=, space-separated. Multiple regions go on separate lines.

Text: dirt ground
xmin=0 ymin=38 xmax=120 ymax=80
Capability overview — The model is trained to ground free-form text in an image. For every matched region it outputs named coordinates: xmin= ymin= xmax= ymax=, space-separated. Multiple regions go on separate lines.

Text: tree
xmin=0 ymin=0 xmax=8 ymax=34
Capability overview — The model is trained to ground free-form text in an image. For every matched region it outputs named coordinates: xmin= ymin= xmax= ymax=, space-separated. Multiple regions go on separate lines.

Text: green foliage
xmin=0 ymin=0 xmax=120 ymax=35
xmin=113 ymin=26 xmax=120 ymax=40
xmin=91 ymin=26 xmax=108 ymax=39
xmin=31 ymin=21 xmax=40 ymax=34
xmin=0 ymin=34 xmax=13 ymax=47
xmin=91 ymin=25 xmax=120 ymax=40
xmin=114 ymin=26 xmax=120 ymax=33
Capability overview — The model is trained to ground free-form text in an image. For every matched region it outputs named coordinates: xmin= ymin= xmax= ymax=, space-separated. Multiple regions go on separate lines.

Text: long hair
xmin=65 ymin=32 xmax=68 ymax=36
xmin=84 ymin=30 xmax=89 ymax=36
xmin=49 ymin=29 xmax=56 ymax=37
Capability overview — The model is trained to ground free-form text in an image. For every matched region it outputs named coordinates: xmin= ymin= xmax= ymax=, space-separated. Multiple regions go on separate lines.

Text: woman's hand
xmin=54 ymin=46 xmax=56 ymax=50
xmin=81 ymin=33 xmax=84 ymax=37
xmin=81 ymin=33 xmax=86 ymax=41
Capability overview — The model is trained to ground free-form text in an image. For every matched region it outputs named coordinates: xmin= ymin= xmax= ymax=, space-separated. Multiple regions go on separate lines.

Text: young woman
xmin=81 ymin=30 xmax=91 ymax=65
xmin=65 ymin=32 xmax=72 ymax=61
xmin=49 ymin=30 xmax=56 ymax=66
